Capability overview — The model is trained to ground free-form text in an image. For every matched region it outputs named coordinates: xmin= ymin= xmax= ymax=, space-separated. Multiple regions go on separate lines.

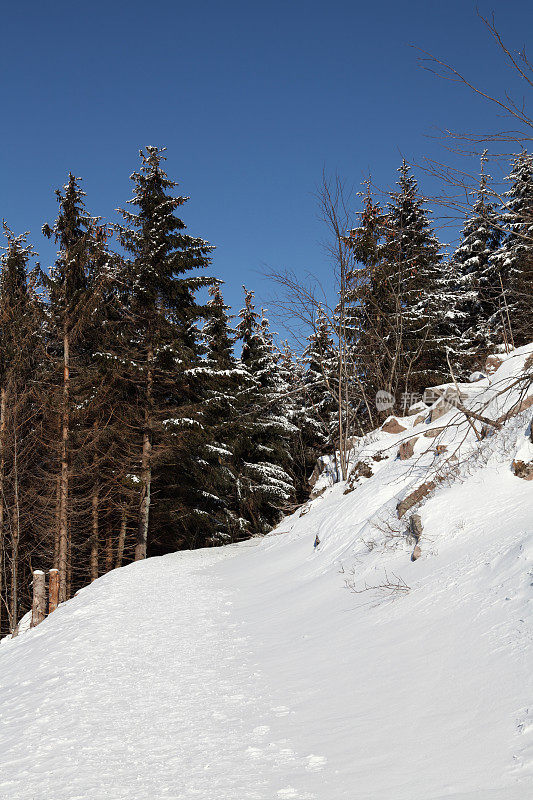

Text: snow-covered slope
xmin=1 ymin=347 xmax=533 ymax=800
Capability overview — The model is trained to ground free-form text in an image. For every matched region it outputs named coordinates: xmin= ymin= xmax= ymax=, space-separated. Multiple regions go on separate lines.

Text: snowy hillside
xmin=1 ymin=346 xmax=532 ymax=800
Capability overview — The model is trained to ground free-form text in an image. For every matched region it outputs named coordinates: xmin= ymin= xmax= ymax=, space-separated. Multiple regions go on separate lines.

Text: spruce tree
xmin=493 ymin=151 xmax=533 ymax=348
xmin=449 ymin=155 xmax=502 ymax=373
xmin=198 ymin=284 xmax=248 ymax=543
xmin=117 ymin=146 xmax=214 ymax=557
xmin=234 ymin=289 xmax=296 ymax=533
xmin=301 ymin=307 xmax=338 ymax=445
xmin=283 ymin=310 xmax=338 ymax=492
xmin=345 ymin=185 xmax=394 ymax=413
xmin=42 ymin=173 xmax=96 ymax=601
xmin=381 ymin=161 xmax=446 ymax=395
xmin=0 ymin=227 xmax=43 ymax=633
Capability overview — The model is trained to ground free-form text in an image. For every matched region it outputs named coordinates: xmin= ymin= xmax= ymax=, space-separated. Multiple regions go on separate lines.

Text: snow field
xmin=1 ymin=344 xmax=532 ymax=799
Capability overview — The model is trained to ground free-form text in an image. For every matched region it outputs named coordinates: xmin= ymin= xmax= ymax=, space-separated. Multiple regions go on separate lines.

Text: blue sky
xmin=1 ymin=0 xmax=531 ymax=340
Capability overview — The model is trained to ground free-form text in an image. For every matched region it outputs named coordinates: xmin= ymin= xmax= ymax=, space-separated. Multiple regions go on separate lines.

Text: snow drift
xmin=1 ymin=345 xmax=532 ymax=800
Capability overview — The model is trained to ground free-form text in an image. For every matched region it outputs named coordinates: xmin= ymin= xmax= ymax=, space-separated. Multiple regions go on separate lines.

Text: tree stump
xmin=31 ymin=571 xmax=47 ymax=628
xmin=48 ymin=568 xmax=60 ymax=614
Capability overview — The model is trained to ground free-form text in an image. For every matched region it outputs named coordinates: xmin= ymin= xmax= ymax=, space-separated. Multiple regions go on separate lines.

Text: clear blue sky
xmin=1 ymin=0 xmax=531 ymax=338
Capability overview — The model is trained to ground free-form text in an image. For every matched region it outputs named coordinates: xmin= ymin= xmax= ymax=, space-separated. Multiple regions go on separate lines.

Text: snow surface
xmin=1 ymin=346 xmax=532 ymax=799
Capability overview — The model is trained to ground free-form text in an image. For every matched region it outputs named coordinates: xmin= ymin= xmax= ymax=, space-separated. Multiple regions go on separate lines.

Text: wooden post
xmin=31 ymin=570 xmax=46 ymax=628
xmin=48 ymin=568 xmax=59 ymax=614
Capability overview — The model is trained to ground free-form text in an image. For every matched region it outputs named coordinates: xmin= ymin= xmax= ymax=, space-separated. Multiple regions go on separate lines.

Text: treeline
xmin=347 ymin=154 xmax=532 ymax=401
xmin=1 ymin=146 xmax=532 ymax=634
xmin=304 ymin=153 xmax=533 ymax=478
xmin=0 ymin=147 xmax=329 ymax=635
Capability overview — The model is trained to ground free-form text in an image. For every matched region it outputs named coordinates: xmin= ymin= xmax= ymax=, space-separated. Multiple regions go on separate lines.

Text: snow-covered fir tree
xmin=381 ymin=161 xmax=448 ymax=394
xmin=301 ymin=307 xmax=338 ymax=446
xmin=344 ymin=184 xmax=394 ymax=415
xmin=198 ymin=283 xmax=249 ymax=543
xmin=492 ymin=150 xmax=533 ymax=348
xmin=117 ymin=146 xmax=215 ymax=557
xmin=448 ymin=155 xmax=503 ymax=373
xmin=42 ymin=173 xmax=101 ymax=601
xmin=0 ymin=228 xmax=43 ymax=635
xmin=234 ymin=289 xmax=297 ymax=533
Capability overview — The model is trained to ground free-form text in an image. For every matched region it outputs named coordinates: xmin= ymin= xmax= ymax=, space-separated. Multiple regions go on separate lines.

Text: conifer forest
xmin=2 ymin=3 xmax=533 ymax=797
xmin=0 ymin=142 xmax=531 ymax=636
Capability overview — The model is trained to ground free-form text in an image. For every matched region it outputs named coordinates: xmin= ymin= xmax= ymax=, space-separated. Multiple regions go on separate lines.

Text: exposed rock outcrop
xmin=397 ymin=480 xmax=438 ymax=518
xmin=398 ymin=437 xmax=418 ymax=460
xmin=381 ymin=417 xmax=407 ymax=434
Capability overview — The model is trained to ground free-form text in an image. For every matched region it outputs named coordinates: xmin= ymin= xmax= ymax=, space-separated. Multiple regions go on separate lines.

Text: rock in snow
xmin=381 ymin=416 xmax=407 ymax=434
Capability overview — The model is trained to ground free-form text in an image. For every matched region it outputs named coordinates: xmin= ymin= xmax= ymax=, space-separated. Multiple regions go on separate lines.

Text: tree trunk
xmin=48 ymin=568 xmax=59 ymax=614
xmin=105 ymin=531 xmax=114 ymax=573
xmin=115 ymin=506 xmax=126 ymax=569
xmin=135 ymin=348 xmax=153 ymax=561
xmin=31 ymin=570 xmax=46 ymax=628
xmin=58 ymin=330 xmax=70 ymax=602
xmin=10 ymin=410 xmax=20 ymax=633
xmin=0 ymin=386 xmax=5 ymax=635
xmin=53 ymin=475 xmax=60 ymax=569
xmin=66 ymin=519 xmax=72 ymax=600
xmin=90 ymin=486 xmax=99 ymax=582
xmin=135 ymin=415 xmax=152 ymax=560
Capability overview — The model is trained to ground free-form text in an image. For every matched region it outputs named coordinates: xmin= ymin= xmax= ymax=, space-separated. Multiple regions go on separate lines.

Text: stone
xmin=409 ymin=513 xmax=423 ymax=542
xmin=485 ymin=354 xmax=504 ymax=375
xmin=398 ymin=437 xmax=418 ymax=460
xmin=512 ymin=460 xmax=533 ymax=480
xmin=411 ymin=545 xmax=422 ymax=562
xmin=469 ymin=371 xmax=487 ymax=383
xmin=381 ymin=417 xmax=407 ymax=434
xmin=413 ymin=413 xmax=428 ymax=426
xmin=397 ymin=480 xmax=437 ymax=518
xmin=424 ymin=427 xmax=445 ymax=438
xmin=429 ymin=401 xmax=450 ymax=422
xmin=344 ymin=460 xmax=373 ymax=493
xmin=351 ymin=460 xmax=373 ymax=479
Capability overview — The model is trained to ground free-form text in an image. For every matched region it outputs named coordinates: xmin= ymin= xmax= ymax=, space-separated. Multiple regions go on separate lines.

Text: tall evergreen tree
xmin=381 ymin=161 xmax=446 ymax=394
xmin=117 ymin=146 xmax=214 ymax=558
xmin=301 ymin=307 xmax=338 ymax=445
xmin=345 ymin=185 xmax=395 ymax=413
xmin=448 ymin=155 xmax=502 ymax=373
xmin=234 ymin=289 xmax=296 ymax=532
xmin=198 ymin=284 xmax=248 ymax=543
xmin=0 ymin=227 xmax=43 ymax=633
xmin=42 ymin=173 xmax=96 ymax=601
xmin=493 ymin=151 xmax=533 ymax=348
